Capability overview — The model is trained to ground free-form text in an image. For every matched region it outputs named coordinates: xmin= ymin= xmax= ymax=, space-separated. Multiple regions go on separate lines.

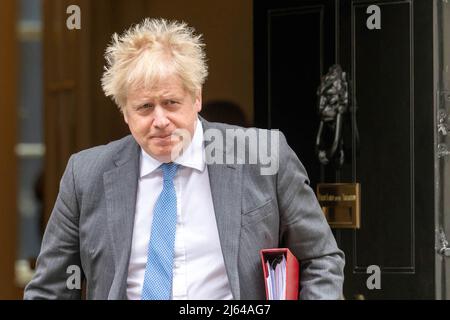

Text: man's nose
xmin=152 ymin=105 xmax=170 ymax=128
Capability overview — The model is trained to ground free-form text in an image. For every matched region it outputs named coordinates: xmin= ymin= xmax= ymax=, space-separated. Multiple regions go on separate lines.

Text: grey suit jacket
xmin=24 ymin=118 xmax=345 ymax=300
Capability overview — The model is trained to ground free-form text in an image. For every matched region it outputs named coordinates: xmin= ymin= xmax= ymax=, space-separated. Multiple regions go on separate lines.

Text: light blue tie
xmin=141 ymin=162 xmax=179 ymax=300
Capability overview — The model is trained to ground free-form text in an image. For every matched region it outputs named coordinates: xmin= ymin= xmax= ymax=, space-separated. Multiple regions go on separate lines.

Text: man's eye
xmin=165 ymin=100 xmax=178 ymax=106
xmin=139 ymin=103 xmax=153 ymax=109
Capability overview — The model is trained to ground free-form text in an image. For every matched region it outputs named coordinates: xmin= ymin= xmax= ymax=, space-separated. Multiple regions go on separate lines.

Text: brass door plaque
xmin=316 ymin=183 xmax=360 ymax=229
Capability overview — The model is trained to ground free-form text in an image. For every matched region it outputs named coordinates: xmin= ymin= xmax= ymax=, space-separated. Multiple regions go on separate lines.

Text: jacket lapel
xmin=103 ymin=137 xmax=140 ymax=299
xmin=201 ymin=118 xmax=243 ymax=300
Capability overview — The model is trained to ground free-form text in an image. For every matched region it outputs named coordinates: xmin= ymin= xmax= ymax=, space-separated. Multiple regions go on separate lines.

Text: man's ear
xmin=195 ymin=89 xmax=202 ymax=113
xmin=122 ymin=107 xmax=129 ymax=124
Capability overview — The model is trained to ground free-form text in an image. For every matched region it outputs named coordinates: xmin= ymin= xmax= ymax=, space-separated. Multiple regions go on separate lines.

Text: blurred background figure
xmin=200 ymin=100 xmax=249 ymax=127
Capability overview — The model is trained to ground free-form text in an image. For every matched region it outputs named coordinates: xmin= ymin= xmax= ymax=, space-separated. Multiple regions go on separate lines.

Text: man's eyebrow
xmin=128 ymin=92 xmax=182 ymax=105
xmin=130 ymin=96 xmax=153 ymax=104
xmin=161 ymin=96 xmax=181 ymax=101
xmin=160 ymin=92 xmax=182 ymax=99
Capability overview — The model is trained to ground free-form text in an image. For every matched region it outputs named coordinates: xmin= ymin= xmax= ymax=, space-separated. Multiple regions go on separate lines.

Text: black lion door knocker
xmin=315 ymin=64 xmax=349 ymax=167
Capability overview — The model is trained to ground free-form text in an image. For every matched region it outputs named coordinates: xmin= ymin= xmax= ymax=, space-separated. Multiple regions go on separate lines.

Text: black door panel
xmin=254 ymin=0 xmax=435 ymax=299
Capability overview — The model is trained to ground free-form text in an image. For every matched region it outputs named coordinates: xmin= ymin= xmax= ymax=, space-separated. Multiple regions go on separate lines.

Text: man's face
xmin=123 ymin=74 xmax=202 ymax=162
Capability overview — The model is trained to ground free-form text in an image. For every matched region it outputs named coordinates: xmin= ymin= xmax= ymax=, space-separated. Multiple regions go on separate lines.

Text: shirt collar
xmin=139 ymin=118 xmax=206 ymax=178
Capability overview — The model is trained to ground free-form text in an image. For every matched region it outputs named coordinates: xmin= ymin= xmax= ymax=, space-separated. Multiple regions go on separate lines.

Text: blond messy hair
xmin=101 ymin=18 xmax=208 ymax=111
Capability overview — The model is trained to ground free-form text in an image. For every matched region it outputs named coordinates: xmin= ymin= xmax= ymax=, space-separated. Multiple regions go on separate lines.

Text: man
xmin=24 ymin=18 xmax=344 ymax=300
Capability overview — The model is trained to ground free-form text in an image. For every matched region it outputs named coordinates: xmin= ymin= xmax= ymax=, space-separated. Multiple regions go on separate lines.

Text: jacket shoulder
xmin=70 ymin=135 xmax=137 ymax=178
xmin=73 ymin=135 xmax=134 ymax=161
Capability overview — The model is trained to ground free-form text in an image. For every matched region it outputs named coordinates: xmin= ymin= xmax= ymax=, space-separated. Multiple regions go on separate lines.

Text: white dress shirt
xmin=126 ymin=119 xmax=233 ymax=300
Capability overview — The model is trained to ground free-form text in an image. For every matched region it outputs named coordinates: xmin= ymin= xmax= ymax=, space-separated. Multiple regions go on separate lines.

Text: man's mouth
xmin=151 ymin=133 xmax=172 ymax=139
xmin=150 ymin=134 xmax=176 ymax=146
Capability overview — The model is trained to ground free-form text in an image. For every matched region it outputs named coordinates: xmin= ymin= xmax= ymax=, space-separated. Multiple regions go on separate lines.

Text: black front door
xmin=254 ymin=0 xmax=435 ymax=299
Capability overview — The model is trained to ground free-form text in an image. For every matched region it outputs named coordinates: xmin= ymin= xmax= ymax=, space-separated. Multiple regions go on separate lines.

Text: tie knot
xmin=161 ymin=162 xmax=178 ymax=182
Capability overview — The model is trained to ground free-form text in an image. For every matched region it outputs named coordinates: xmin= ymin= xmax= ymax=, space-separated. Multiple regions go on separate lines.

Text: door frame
xmin=0 ymin=0 xmax=19 ymax=299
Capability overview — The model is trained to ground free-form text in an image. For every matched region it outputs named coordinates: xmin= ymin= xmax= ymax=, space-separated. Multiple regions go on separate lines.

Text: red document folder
xmin=260 ymin=248 xmax=300 ymax=300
